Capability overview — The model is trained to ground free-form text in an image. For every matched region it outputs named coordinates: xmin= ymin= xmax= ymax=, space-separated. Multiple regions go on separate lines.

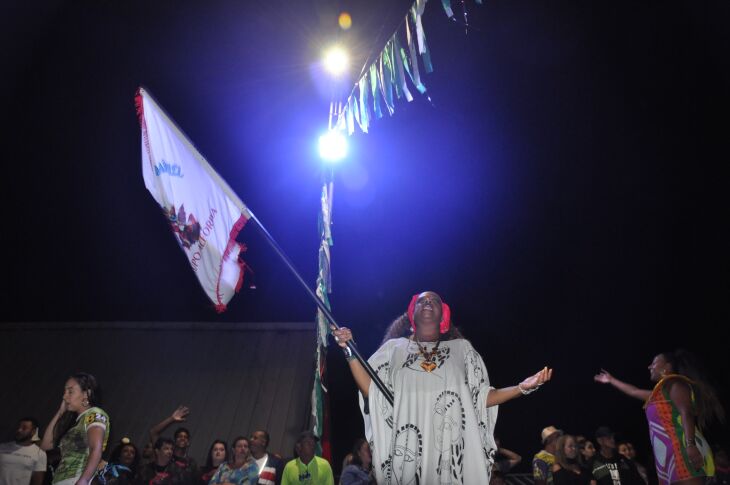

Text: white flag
xmin=135 ymin=87 xmax=251 ymax=312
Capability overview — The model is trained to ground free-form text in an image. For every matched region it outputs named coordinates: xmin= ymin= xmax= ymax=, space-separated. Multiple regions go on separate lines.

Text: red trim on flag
xmin=214 ymin=214 xmax=250 ymax=313
xmin=135 ymin=90 xmax=154 ymax=166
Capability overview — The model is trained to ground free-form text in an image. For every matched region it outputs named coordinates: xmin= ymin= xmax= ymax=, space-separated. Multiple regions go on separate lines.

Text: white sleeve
xmin=35 ymin=448 xmax=48 ymax=472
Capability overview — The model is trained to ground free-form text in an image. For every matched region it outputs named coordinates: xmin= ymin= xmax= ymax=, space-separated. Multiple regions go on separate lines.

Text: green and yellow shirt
xmin=54 ymin=407 xmax=110 ymax=483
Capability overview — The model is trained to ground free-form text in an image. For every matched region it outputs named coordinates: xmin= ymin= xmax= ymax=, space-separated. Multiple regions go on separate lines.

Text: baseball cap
xmin=541 ymin=426 xmax=563 ymax=444
xmin=296 ymin=430 xmax=320 ymax=444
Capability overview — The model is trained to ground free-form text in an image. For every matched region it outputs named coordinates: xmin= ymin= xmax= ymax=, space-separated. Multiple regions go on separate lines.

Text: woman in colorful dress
xmin=594 ymin=350 xmax=725 ymax=485
xmin=208 ymin=437 xmax=258 ymax=485
xmin=332 ymin=291 xmax=552 ymax=484
xmin=40 ymin=373 xmax=111 ymax=485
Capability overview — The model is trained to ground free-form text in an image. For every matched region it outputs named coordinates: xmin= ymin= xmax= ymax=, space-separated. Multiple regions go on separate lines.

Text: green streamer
xmin=369 ymin=63 xmax=383 ymax=119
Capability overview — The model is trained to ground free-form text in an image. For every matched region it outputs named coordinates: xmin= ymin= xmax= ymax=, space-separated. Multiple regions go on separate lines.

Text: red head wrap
xmin=407 ymin=293 xmax=451 ymax=334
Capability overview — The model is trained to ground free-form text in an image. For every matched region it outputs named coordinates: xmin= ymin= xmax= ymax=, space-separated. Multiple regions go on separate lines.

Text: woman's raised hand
xmin=593 ymin=369 xmax=613 ymax=384
xmin=519 ymin=366 xmax=553 ymax=392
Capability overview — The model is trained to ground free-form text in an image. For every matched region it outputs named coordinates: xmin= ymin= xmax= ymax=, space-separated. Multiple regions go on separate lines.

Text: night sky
xmin=3 ymin=0 xmax=729 ymax=473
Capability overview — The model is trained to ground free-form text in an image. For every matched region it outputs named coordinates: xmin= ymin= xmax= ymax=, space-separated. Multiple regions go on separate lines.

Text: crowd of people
xmin=0 ymin=291 xmax=726 ymax=485
xmin=0 ymin=392 xmax=332 ymax=485
xmin=505 ymin=422 xmax=729 ymax=485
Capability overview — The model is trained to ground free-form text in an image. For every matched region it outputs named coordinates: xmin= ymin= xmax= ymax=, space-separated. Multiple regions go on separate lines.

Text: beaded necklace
xmin=413 ymin=338 xmax=441 ymax=372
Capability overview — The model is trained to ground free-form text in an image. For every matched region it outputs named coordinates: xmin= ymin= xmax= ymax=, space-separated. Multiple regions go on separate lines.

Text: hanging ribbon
xmin=336 ymin=0 xmax=485 ymax=133
xmin=369 ymin=63 xmax=383 ymax=119
xmin=379 ymin=41 xmax=396 ymax=115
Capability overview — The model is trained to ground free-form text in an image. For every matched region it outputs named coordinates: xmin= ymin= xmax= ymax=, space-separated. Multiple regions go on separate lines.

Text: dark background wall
xmin=0 ymin=323 xmax=315 ymax=462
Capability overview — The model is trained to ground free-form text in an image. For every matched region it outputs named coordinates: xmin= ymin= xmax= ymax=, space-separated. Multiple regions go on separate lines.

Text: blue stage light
xmin=318 ymin=130 xmax=348 ymax=162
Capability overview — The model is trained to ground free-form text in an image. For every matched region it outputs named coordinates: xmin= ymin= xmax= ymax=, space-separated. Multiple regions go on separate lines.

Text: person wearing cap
xmin=280 ymin=432 xmax=333 ymax=485
xmin=0 ymin=417 xmax=47 ymax=485
xmin=332 ymin=291 xmax=553 ymax=484
xmin=590 ymin=426 xmax=643 ymax=485
xmin=533 ymin=426 xmax=563 ymax=485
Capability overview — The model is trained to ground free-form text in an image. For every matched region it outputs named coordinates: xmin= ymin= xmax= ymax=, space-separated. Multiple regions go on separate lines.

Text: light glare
xmin=319 ymin=131 xmax=348 ymax=162
xmin=338 ymin=12 xmax=352 ymax=30
xmin=324 ymin=47 xmax=349 ymax=76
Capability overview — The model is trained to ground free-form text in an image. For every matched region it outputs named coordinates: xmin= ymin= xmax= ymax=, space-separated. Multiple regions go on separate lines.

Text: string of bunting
xmin=335 ymin=0 xmax=482 ymax=135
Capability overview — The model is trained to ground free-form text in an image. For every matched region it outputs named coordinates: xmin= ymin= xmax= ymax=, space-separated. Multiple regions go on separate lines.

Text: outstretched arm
xmin=331 ymin=327 xmax=371 ymax=397
xmin=594 ymin=370 xmax=651 ymax=401
xmin=149 ymin=406 xmax=189 ymax=443
xmin=487 ymin=367 xmax=553 ymax=407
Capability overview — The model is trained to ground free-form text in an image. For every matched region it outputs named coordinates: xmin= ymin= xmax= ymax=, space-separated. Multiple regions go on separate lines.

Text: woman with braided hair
xmin=333 ymin=291 xmax=552 ymax=484
xmin=594 ymin=349 xmax=725 ymax=485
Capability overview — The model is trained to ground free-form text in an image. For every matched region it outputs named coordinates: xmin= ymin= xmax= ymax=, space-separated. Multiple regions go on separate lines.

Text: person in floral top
xmin=208 ymin=437 xmax=258 ymax=485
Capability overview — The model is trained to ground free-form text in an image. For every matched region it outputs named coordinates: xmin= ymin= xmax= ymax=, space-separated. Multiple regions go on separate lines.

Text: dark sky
xmin=3 ymin=0 xmax=729 ymax=471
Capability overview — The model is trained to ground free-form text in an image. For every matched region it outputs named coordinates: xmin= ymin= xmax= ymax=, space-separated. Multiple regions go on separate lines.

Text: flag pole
xmin=248 ymin=213 xmax=395 ymax=406
xmin=136 ymin=87 xmax=392 ymax=404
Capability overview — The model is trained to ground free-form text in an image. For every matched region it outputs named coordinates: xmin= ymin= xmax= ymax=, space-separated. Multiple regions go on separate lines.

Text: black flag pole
xmin=248 ymin=213 xmax=395 ymax=406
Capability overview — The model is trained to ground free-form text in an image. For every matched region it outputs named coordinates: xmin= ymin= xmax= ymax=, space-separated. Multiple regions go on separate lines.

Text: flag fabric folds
xmin=135 ymin=87 xmax=251 ymax=312
xmin=311 ymin=182 xmax=334 ymax=460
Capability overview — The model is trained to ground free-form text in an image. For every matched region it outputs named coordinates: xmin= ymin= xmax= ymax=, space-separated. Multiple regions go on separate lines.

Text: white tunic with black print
xmin=359 ymin=338 xmax=498 ymax=485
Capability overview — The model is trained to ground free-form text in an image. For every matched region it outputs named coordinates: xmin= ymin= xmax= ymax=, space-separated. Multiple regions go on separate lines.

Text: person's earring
xmin=82 ymin=397 xmax=89 ymax=407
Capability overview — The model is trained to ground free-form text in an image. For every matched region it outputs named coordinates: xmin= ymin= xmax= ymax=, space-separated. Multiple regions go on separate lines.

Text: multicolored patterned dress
xmin=644 ymin=374 xmax=714 ymax=485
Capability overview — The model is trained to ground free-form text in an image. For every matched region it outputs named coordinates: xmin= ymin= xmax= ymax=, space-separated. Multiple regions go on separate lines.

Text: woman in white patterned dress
xmin=333 ymin=291 xmax=552 ymax=485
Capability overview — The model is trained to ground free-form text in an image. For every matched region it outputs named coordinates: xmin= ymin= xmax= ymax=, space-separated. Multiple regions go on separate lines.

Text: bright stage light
xmin=318 ymin=130 xmax=348 ymax=162
xmin=323 ymin=47 xmax=349 ymax=77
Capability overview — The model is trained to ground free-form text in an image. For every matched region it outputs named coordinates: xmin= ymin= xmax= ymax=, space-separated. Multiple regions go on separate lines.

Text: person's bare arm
xmin=75 ymin=426 xmax=104 ymax=485
xmin=487 ymin=367 xmax=553 ymax=407
xmin=332 ymin=327 xmax=372 ymax=398
xmin=30 ymin=471 xmax=45 ymax=485
xmin=40 ymin=401 xmax=67 ymax=451
xmin=346 ymin=359 xmax=373 ymax=397
xmin=669 ymin=380 xmax=704 ymax=471
xmin=497 ymin=446 xmax=522 ymax=469
xmin=594 ymin=370 xmax=651 ymax=401
xmin=149 ymin=406 xmax=189 ymax=443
